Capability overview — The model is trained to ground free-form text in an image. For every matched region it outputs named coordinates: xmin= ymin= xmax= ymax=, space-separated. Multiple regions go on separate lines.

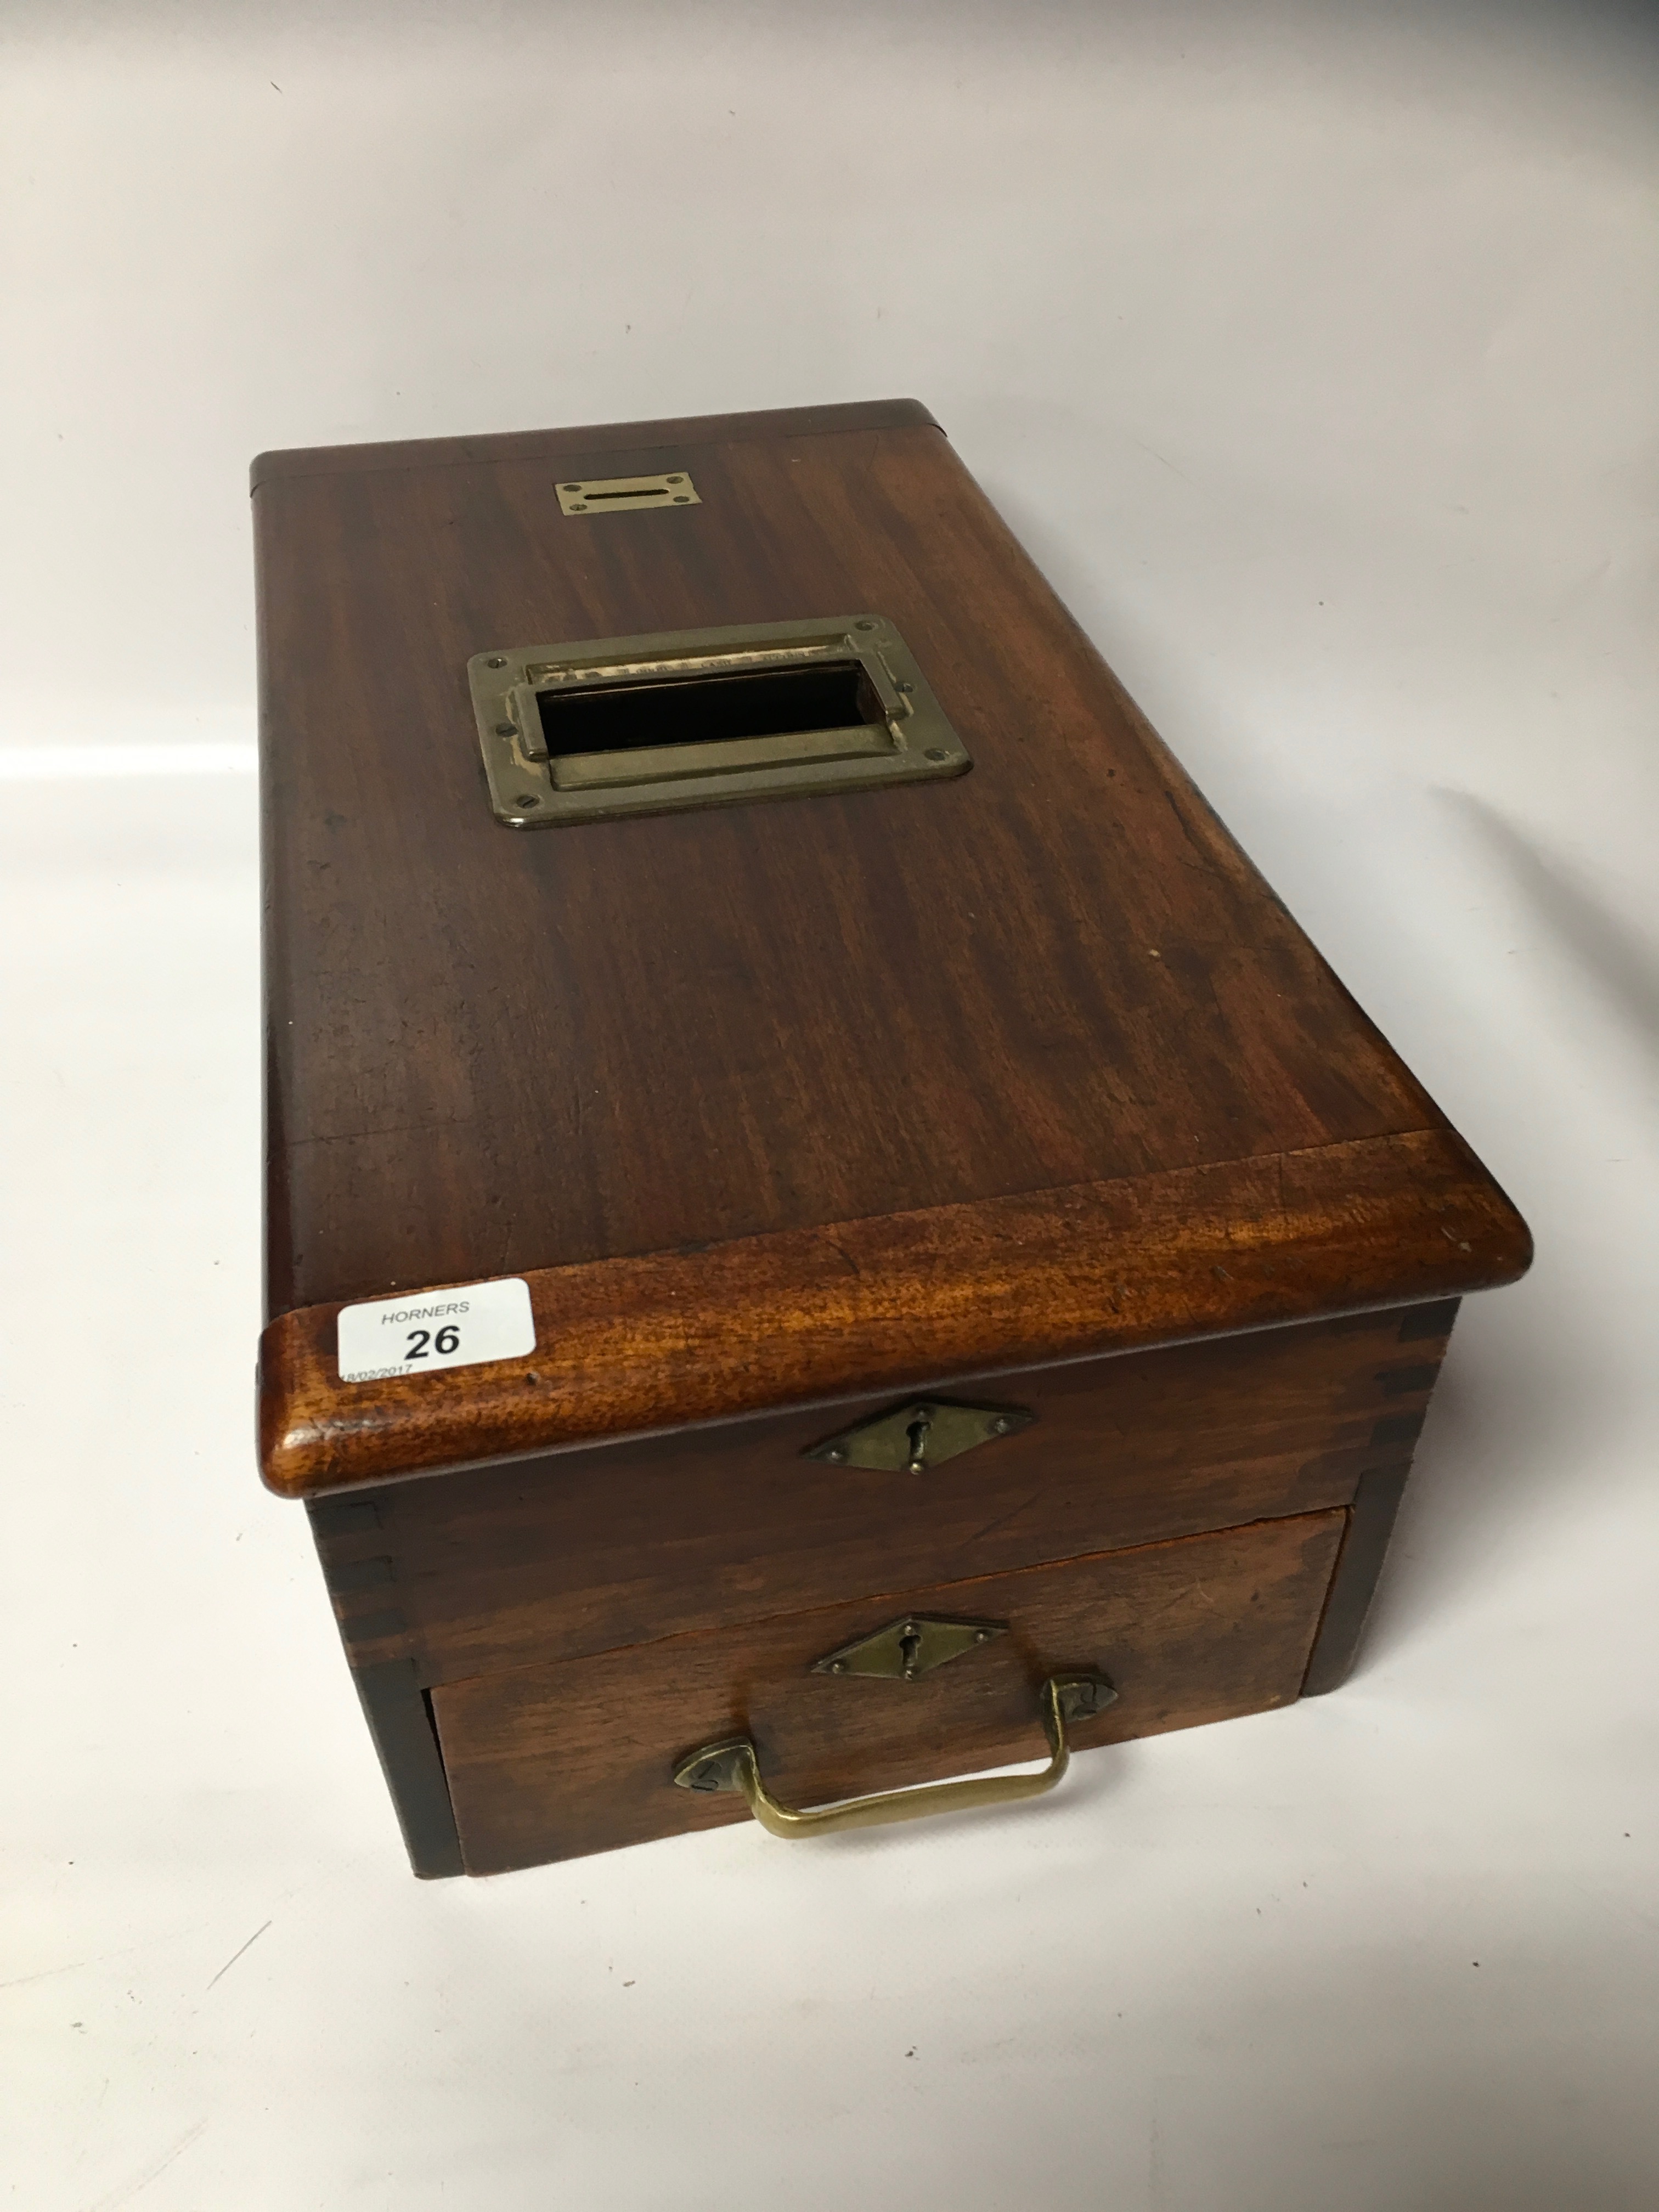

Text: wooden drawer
xmin=431 ymin=1507 xmax=1346 ymax=1876
xmin=317 ymin=1304 xmax=1448 ymax=1690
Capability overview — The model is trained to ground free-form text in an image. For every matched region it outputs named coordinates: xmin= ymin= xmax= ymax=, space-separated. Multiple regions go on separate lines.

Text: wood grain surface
xmin=256 ymin=398 xmax=1526 ymax=1344
xmin=431 ymin=1508 xmax=1346 ymax=1873
xmin=309 ymin=1303 xmax=1449 ymax=1688
xmin=261 ymin=1125 xmax=1525 ymax=1494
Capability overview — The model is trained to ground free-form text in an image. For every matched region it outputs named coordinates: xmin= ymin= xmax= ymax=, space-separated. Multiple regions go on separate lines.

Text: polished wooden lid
xmin=254 ymin=398 xmax=1528 ymax=1494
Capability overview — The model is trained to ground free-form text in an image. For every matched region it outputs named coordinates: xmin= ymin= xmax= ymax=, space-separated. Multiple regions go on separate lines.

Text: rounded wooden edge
xmin=249 ymin=398 xmax=943 ymax=492
xmin=256 ymin=1129 xmax=1532 ymax=1500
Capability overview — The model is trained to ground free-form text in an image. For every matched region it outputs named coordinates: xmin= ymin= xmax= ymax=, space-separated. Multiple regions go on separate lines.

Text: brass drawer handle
xmin=672 ymin=1671 xmax=1116 ymax=1838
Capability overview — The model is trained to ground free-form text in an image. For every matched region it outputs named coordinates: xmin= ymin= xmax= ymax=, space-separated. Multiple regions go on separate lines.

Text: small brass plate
xmin=469 ymin=616 xmax=970 ymax=828
xmin=812 ymin=1615 xmax=1009 ymax=1681
xmin=804 ymin=1398 xmax=1034 ymax=1474
xmin=556 ymin=471 xmax=700 ymax=515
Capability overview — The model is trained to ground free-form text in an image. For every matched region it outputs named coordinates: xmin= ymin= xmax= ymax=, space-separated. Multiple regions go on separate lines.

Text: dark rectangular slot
xmin=538 ymin=661 xmax=884 ymax=760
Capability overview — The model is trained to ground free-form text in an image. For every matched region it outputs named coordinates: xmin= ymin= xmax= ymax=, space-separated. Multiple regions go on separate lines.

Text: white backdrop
xmin=3 ymin=5 xmax=1657 ymax=2207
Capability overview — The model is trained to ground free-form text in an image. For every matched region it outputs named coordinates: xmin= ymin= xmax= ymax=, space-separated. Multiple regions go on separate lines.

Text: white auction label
xmin=336 ymin=1277 xmax=535 ymax=1384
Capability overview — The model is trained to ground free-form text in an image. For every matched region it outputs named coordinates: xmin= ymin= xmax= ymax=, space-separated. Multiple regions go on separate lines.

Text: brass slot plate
xmin=469 ymin=616 xmax=970 ymax=828
xmin=804 ymin=1397 xmax=1034 ymax=1474
xmin=556 ymin=471 xmax=700 ymax=515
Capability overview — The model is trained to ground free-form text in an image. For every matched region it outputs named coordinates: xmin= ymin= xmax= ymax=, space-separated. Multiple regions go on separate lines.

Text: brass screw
xmin=989 ymin=1416 xmax=1011 ymax=1435
xmin=856 ymin=619 xmax=876 ymax=630
xmin=826 ymin=1447 xmax=846 ymax=1463
xmin=674 ymin=495 xmax=691 ymax=504
xmin=494 ymin=720 xmax=515 ymax=736
xmin=831 ymin=1661 xmax=846 ymax=1674
xmin=561 ymin=483 xmax=582 ymax=492
xmin=486 ymin=655 xmax=507 ymax=668
xmin=515 ymin=794 xmax=539 ymax=808
xmin=924 ymin=747 xmax=947 ymax=761
xmin=667 ymin=475 xmax=684 ymax=483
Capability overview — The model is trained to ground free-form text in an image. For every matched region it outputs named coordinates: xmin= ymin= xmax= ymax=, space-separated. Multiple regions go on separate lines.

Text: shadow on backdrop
xmin=1435 ymin=787 xmax=1659 ymax=1062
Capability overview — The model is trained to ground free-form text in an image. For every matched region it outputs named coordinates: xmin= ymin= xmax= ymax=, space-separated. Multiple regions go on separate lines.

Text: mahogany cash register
xmin=252 ymin=398 xmax=1530 ymax=1878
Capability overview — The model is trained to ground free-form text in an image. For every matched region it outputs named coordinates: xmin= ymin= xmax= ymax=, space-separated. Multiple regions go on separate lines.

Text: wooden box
xmin=252 ymin=398 xmax=1530 ymax=1877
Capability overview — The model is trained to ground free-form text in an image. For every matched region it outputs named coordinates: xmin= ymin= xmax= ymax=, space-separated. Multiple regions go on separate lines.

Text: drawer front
xmin=322 ymin=1302 xmax=1450 ymax=1686
xmin=431 ymin=1507 xmax=1346 ymax=1876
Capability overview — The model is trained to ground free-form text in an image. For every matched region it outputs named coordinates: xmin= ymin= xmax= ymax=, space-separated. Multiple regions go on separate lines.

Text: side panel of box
xmin=308 ymin=1299 xmax=1458 ymax=1876
xmin=343 ymin=1304 xmax=1456 ymax=1692
xmin=306 ymin=1497 xmax=463 ymax=1877
xmin=1300 ymin=1296 xmax=1460 ymax=1694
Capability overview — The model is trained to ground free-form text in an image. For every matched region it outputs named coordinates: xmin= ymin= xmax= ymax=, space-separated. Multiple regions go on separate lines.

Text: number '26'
xmin=404 ymin=1324 xmax=460 ymax=1359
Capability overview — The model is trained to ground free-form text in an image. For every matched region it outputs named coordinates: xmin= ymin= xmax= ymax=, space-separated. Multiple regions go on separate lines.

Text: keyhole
xmin=900 ymin=1626 xmax=923 ymax=1678
xmin=905 ymin=1409 xmax=932 ymax=1472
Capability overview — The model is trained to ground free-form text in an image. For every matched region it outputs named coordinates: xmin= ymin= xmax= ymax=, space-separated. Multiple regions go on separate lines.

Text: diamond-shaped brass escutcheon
xmin=812 ymin=1615 xmax=1009 ymax=1681
xmin=803 ymin=1398 xmax=1034 ymax=1474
